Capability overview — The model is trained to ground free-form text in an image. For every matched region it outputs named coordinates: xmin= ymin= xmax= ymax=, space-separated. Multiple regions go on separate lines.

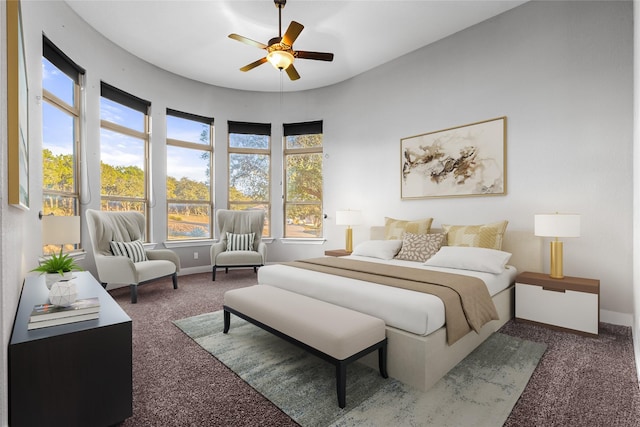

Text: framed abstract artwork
xmin=401 ymin=117 xmax=506 ymax=200
xmin=7 ymin=0 xmax=30 ymax=210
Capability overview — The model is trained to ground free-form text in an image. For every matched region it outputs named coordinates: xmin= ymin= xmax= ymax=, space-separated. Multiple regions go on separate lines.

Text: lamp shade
xmin=534 ymin=214 xmax=580 ymax=238
xmin=335 ymin=210 xmax=363 ymax=226
xmin=267 ymin=50 xmax=294 ymax=70
xmin=42 ymin=215 xmax=81 ymax=245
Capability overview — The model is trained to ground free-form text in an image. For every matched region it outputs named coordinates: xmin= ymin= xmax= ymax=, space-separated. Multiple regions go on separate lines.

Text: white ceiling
xmin=64 ymin=0 xmax=527 ymax=92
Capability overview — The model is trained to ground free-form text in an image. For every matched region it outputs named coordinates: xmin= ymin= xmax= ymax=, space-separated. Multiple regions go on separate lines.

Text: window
xmin=228 ymin=121 xmax=271 ymax=236
xmin=99 ymin=82 xmax=150 ymax=224
xmin=42 ymin=36 xmax=85 ymax=254
xmin=283 ymin=121 xmax=323 ymax=238
xmin=166 ymin=109 xmax=214 ymax=240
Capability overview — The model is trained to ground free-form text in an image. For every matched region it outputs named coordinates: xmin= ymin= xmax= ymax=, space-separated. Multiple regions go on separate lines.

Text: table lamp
xmin=336 ymin=210 xmax=362 ymax=253
xmin=534 ymin=213 xmax=580 ymax=279
xmin=42 ymin=215 xmax=81 ymax=252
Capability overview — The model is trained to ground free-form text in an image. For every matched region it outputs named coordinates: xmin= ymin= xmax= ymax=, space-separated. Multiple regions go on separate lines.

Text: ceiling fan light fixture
xmin=229 ymin=0 xmax=332 ymax=80
xmin=267 ymin=50 xmax=294 ymax=70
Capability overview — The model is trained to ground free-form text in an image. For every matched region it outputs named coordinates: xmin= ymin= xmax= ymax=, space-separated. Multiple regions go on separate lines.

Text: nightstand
xmin=324 ymin=249 xmax=352 ymax=257
xmin=515 ymin=271 xmax=599 ymax=336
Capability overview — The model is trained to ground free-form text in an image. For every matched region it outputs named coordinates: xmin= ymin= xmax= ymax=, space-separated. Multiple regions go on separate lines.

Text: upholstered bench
xmin=223 ymin=285 xmax=388 ymax=408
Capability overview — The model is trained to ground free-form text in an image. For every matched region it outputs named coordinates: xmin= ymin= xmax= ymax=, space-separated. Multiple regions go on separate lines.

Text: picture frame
xmin=401 ymin=117 xmax=506 ymax=200
xmin=7 ymin=0 xmax=30 ymax=210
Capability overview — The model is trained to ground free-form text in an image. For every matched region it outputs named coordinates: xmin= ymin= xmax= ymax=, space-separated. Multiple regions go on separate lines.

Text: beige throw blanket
xmin=283 ymin=257 xmax=499 ymax=345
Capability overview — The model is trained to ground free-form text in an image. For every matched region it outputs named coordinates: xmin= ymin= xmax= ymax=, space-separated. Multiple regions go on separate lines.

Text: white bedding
xmin=257 ymin=256 xmax=517 ymax=336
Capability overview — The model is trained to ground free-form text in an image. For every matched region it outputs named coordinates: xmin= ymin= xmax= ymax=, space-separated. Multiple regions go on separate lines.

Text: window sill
xmin=280 ymin=238 xmax=326 ymax=245
xmin=164 ymin=238 xmax=275 ymax=248
xmin=164 ymin=239 xmax=215 ymax=249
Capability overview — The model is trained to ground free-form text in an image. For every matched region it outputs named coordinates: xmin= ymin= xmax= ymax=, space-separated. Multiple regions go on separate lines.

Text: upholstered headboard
xmin=368 ymin=226 xmax=543 ymax=274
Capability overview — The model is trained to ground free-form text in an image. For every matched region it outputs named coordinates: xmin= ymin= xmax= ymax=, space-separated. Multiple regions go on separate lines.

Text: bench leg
xmin=379 ymin=341 xmax=389 ymax=378
xmin=336 ymin=362 xmax=347 ymax=408
xmin=223 ymin=310 xmax=231 ymax=334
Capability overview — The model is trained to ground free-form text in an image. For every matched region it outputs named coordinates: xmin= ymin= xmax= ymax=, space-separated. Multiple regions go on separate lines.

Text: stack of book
xmin=28 ymin=297 xmax=101 ymax=330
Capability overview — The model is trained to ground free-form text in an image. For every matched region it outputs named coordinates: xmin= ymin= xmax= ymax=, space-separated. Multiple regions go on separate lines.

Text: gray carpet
xmin=174 ymin=310 xmax=546 ymax=427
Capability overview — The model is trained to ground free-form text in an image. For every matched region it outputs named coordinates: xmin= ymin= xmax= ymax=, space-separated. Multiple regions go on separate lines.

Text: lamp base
xmin=345 ymin=227 xmax=353 ymax=253
xmin=549 ymin=240 xmax=564 ymax=279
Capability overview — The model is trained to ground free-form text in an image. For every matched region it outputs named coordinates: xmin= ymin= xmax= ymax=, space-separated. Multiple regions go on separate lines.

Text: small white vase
xmin=49 ymin=281 xmax=77 ymax=306
xmin=45 ymin=272 xmax=74 ymax=290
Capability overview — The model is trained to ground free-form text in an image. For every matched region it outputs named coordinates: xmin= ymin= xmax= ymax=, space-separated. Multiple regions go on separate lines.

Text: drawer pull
xmin=542 ymin=286 xmax=566 ymax=293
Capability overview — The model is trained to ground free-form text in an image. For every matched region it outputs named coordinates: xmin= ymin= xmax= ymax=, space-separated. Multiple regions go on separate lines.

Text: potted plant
xmin=31 ymin=248 xmax=83 ymax=289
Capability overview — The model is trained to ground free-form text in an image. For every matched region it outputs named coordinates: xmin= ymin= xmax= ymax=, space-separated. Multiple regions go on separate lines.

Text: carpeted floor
xmin=501 ymin=320 xmax=640 ymax=426
xmin=110 ymin=270 xmax=640 ymax=426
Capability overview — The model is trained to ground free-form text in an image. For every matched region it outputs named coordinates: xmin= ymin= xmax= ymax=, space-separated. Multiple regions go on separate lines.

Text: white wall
xmin=1 ymin=1 xmax=634 ymax=423
xmin=304 ymin=0 xmax=633 ymax=322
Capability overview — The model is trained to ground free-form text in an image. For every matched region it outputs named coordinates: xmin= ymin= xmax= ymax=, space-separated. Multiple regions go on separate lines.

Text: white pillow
xmin=352 ymin=240 xmax=403 ymax=260
xmin=423 ymin=246 xmax=512 ymax=274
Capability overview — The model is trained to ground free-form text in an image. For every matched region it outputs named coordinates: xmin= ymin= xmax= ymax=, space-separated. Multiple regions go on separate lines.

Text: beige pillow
xmin=395 ymin=232 xmax=445 ymax=262
xmin=442 ymin=221 xmax=508 ymax=250
xmin=384 ymin=217 xmax=433 ymax=240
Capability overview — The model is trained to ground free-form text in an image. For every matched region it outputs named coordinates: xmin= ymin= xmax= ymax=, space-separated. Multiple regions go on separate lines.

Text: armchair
xmin=86 ymin=209 xmax=180 ymax=303
xmin=211 ymin=209 xmax=267 ymax=281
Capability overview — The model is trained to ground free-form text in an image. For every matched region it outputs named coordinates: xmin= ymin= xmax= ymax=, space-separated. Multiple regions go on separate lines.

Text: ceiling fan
xmin=228 ymin=0 xmax=334 ymax=81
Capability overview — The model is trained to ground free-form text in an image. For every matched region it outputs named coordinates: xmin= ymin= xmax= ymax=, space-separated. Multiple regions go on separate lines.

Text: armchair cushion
xmin=110 ymin=240 xmax=148 ymax=262
xmin=216 ymin=249 xmax=264 ymax=266
xmin=226 ymin=232 xmax=255 ymax=251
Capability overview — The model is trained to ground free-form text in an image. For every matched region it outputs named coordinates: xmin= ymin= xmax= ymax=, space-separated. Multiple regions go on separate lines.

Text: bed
xmin=257 ymin=226 xmax=542 ymax=391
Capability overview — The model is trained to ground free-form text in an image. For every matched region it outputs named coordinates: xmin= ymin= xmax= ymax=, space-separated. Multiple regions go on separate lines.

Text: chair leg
xmin=130 ymin=284 xmax=138 ymax=304
xmin=172 ymin=273 xmax=178 ymax=289
xmin=212 ymin=266 xmax=217 ymax=281
xmin=253 ymin=266 xmax=257 ymax=273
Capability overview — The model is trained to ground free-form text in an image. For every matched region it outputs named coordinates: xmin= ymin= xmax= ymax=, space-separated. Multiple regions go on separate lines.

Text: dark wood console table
xmin=9 ymin=271 xmax=132 ymax=426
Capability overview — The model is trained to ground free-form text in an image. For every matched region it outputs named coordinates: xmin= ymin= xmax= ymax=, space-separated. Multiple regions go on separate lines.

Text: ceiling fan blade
xmin=240 ymin=57 xmax=268 ymax=72
xmin=228 ymin=34 xmax=268 ymax=50
xmin=285 ymin=63 xmax=300 ymax=81
xmin=295 ymin=51 xmax=334 ymax=62
xmin=282 ymin=21 xmax=304 ymax=47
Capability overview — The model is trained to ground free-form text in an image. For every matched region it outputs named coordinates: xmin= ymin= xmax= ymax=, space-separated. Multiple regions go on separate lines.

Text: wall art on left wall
xmin=7 ymin=0 xmax=30 ymax=210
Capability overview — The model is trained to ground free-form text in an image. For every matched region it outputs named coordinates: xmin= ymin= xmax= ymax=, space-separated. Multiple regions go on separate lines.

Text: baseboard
xmin=178 ymin=266 xmax=212 ymax=276
xmin=600 ymin=309 xmax=633 ymax=327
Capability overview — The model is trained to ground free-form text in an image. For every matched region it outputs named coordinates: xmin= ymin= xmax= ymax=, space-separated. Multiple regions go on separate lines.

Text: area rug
xmin=174 ymin=311 xmax=546 ymax=427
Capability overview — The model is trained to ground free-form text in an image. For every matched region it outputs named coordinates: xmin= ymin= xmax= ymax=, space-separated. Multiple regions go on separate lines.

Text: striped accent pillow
xmin=110 ymin=240 xmax=148 ymax=262
xmin=226 ymin=232 xmax=255 ymax=251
